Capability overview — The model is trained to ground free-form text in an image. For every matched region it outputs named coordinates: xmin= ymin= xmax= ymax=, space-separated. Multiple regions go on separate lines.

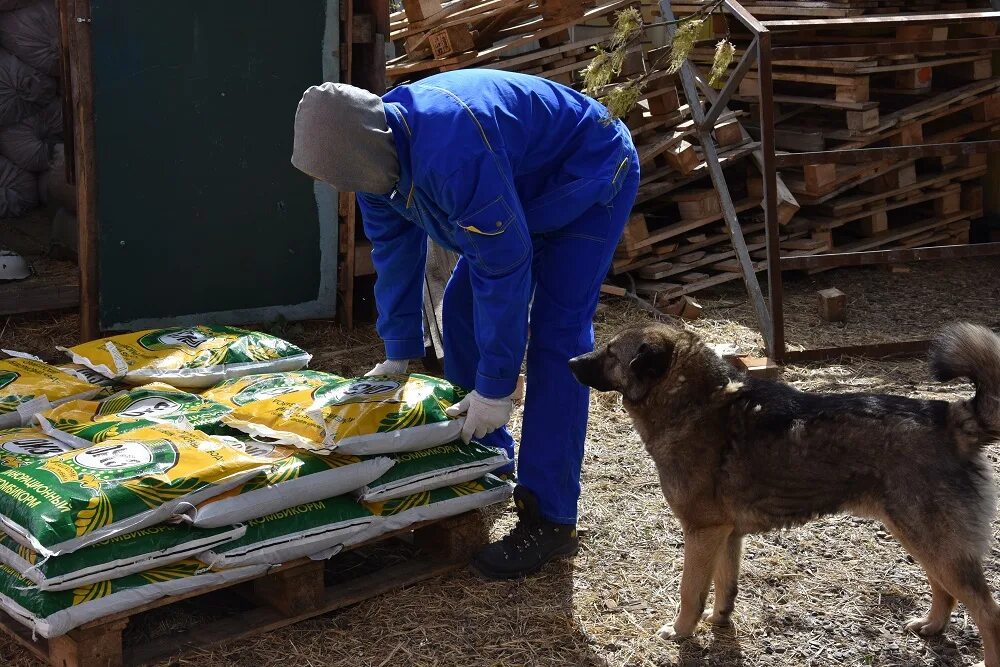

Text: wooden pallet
xmin=0 ymin=511 xmax=489 ymax=667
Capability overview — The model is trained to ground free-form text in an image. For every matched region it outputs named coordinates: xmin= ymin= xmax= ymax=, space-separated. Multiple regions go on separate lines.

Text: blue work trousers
xmin=442 ymin=158 xmax=641 ymax=525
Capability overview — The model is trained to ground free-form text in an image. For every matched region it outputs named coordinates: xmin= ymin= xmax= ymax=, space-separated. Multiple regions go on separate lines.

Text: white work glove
xmin=365 ymin=359 xmax=410 ymax=376
xmin=445 ymin=390 xmax=514 ymax=443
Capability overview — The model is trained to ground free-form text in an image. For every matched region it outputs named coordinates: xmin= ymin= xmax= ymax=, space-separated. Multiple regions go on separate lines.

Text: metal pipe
xmin=780 ymin=242 xmax=1000 ymax=271
xmin=763 ymin=11 xmax=1000 ymax=31
xmin=775 ymin=140 xmax=1000 ymax=167
xmin=772 ymin=36 xmax=1000 ymax=60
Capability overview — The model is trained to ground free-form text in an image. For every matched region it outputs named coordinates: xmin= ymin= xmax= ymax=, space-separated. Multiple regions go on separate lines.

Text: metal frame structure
xmin=658 ymin=0 xmax=1000 ymax=363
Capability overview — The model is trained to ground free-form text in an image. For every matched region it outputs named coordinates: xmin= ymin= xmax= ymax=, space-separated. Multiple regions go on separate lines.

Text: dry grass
xmin=2 ymin=257 xmax=1000 ymax=667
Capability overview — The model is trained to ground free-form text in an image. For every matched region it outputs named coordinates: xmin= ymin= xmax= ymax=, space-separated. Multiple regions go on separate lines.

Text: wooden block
xmin=428 ymin=26 xmax=475 ymax=59
xmin=653 ymin=242 xmax=679 ymax=256
xmin=895 ymin=67 xmax=932 ymax=91
xmin=804 ymin=164 xmax=837 ymax=195
xmin=664 ymin=140 xmax=699 ymax=176
xmin=733 ymin=356 xmax=781 ymax=379
xmin=971 ymin=58 xmax=993 ymax=81
xmin=402 ymin=0 xmax=443 ymax=23
xmin=855 ymin=211 xmax=888 ymax=236
xmin=540 ymin=0 xmax=586 ymax=23
xmin=973 ymin=94 xmax=1000 ymax=121
xmin=846 ymin=108 xmax=880 ymax=131
xmin=253 ymin=560 xmax=326 ymax=616
xmin=662 ymin=295 xmax=703 ymax=320
xmin=414 ymin=510 xmax=489 ymax=561
xmin=835 ymin=78 xmax=869 ymax=103
xmin=817 ymin=287 xmax=846 ymax=323
xmin=739 ymin=74 xmax=760 ymax=97
xmin=962 ymin=184 xmax=984 ymax=213
xmin=935 ymin=190 xmax=962 ymax=215
xmin=548 ymin=71 xmax=574 ymax=86
xmin=674 ymin=189 xmax=721 ymax=220
xmin=620 ymin=213 xmax=649 ymax=250
xmin=811 ymin=229 xmax=833 ymax=247
xmin=600 ymin=283 xmax=627 ymax=297
xmin=48 ymin=619 xmax=128 ymax=667
xmin=713 ymin=119 xmax=743 ymax=147
xmin=539 ymin=29 xmax=571 ymax=49
xmin=892 ymin=123 xmax=923 ymax=147
xmin=896 ymin=25 xmax=948 ymax=41
xmin=896 ymin=163 xmax=917 ymax=188
xmin=678 ymin=272 xmax=709 ymax=284
xmin=647 ymin=88 xmax=681 ymax=116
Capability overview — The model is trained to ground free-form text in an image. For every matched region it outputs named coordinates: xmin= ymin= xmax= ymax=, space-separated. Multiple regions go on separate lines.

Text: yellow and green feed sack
xmin=187 ymin=428 xmax=393 ymax=528
xmin=32 ymin=383 xmax=232 ymax=449
xmin=207 ymin=372 xmax=467 ymax=455
xmin=198 ymin=496 xmax=377 ymax=569
xmin=0 ymin=422 xmax=273 ymax=556
xmin=352 ymin=475 xmax=513 ymax=545
xmin=0 ymin=427 xmax=75 ymax=468
xmin=0 ymin=356 xmax=101 ymax=428
xmin=60 ymin=325 xmax=312 ymax=389
xmin=358 ymin=440 xmax=510 ymax=502
xmin=56 ymin=363 xmax=127 ymax=399
xmin=0 ymin=521 xmax=244 ymax=591
xmin=0 ymin=559 xmax=266 ymax=638
xmin=203 ymin=370 xmax=346 ymax=448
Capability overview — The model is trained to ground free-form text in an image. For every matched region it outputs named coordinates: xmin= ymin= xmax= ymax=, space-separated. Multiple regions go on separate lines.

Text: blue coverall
xmin=358 ymin=70 xmax=640 ymax=525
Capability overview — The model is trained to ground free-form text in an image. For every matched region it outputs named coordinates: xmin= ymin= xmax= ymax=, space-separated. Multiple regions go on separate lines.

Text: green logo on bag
xmin=138 ymin=328 xmax=211 ymax=351
xmin=231 ymin=376 xmax=312 ymax=406
xmin=71 ymin=441 xmax=179 ymax=481
xmin=319 ymin=379 xmax=402 ymax=405
xmin=105 ymin=396 xmax=183 ymax=420
xmin=0 ymin=371 xmax=18 ymax=392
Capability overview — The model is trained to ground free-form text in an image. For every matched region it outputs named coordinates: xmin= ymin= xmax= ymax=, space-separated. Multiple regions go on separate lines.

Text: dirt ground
xmin=2 ymin=257 xmax=1000 ymax=667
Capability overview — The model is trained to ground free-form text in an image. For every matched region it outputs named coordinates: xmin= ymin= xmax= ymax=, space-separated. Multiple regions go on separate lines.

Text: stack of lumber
xmin=679 ymin=2 xmax=995 ymax=270
xmin=392 ymin=0 xmax=807 ymax=305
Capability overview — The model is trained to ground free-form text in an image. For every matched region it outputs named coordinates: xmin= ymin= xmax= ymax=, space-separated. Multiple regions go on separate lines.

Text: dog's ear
xmin=629 ymin=341 xmax=672 ymax=381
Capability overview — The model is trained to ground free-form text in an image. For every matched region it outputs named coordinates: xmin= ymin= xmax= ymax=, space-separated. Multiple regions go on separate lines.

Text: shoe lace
xmin=500 ymin=512 xmax=544 ymax=556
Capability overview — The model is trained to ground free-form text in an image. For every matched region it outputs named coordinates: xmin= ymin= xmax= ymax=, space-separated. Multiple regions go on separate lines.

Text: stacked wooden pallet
xmin=392 ymin=0 xmax=805 ymax=306
xmin=678 ymin=4 xmax=996 ymax=270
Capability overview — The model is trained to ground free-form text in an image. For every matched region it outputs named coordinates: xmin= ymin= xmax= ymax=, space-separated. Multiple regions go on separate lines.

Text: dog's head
xmin=569 ymin=324 xmax=683 ymax=404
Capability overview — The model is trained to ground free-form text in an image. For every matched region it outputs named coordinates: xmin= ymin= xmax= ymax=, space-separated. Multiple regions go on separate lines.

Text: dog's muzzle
xmin=569 ymin=351 xmax=613 ymax=392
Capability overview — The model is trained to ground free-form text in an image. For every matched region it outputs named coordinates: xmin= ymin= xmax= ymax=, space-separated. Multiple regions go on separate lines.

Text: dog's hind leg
xmin=917 ymin=554 xmax=1000 ymax=667
xmin=658 ymin=526 xmax=732 ymax=641
xmin=703 ymin=533 xmax=743 ymax=627
xmin=904 ymin=575 xmax=956 ymax=637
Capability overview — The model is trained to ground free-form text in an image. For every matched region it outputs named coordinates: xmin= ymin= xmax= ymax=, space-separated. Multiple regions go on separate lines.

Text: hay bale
xmin=0 ymin=48 xmax=55 ymax=125
xmin=0 ymin=98 xmax=62 ymax=171
xmin=0 ymin=0 xmax=59 ymax=77
xmin=0 ymin=154 xmax=38 ymax=217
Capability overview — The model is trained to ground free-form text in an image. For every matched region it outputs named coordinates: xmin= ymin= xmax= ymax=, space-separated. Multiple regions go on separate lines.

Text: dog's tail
xmin=930 ymin=322 xmax=1000 ymax=444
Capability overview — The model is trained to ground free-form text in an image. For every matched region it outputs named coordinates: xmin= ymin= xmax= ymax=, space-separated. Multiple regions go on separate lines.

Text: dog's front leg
xmin=658 ymin=526 xmax=732 ymax=641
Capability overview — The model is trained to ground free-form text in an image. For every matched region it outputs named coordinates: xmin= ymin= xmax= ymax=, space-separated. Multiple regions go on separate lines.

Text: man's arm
xmin=357 ymin=193 xmax=427 ymax=361
xmin=438 ymin=155 xmax=531 ymax=399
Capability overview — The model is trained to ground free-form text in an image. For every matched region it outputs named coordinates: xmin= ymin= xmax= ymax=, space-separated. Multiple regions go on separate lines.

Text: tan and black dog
xmin=569 ymin=322 xmax=1000 ymax=666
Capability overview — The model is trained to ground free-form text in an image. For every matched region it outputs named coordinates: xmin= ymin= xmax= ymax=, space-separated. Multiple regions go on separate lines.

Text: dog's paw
xmin=702 ymin=610 xmax=732 ymax=627
xmin=904 ymin=616 xmax=948 ymax=637
xmin=656 ymin=624 xmax=693 ymax=641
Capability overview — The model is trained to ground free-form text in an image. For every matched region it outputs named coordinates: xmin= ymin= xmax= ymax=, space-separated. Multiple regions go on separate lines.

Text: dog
xmin=569 ymin=322 xmax=1000 ymax=666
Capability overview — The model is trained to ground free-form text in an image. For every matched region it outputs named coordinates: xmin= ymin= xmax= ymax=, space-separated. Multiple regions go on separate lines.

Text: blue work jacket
xmin=358 ymin=69 xmax=633 ymax=399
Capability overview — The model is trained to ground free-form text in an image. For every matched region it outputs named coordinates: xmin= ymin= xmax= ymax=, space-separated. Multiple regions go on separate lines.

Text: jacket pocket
xmin=455 ymin=196 xmax=530 ymax=276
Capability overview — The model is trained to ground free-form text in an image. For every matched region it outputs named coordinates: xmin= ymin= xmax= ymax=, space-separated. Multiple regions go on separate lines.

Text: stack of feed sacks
xmin=0 ymin=0 xmax=60 ymax=220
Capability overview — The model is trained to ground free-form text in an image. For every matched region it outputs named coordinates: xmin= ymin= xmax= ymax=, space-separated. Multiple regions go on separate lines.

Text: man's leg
xmin=442 ymin=256 xmax=516 ymax=463
xmin=473 ymin=159 xmax=640 ymax=578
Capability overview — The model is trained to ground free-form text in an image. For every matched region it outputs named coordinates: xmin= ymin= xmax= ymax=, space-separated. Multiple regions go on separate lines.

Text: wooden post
xmin=69 ymin=0 xmax=99 ymax=341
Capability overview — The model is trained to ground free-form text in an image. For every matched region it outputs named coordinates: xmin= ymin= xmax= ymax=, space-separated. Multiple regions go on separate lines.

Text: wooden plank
xmin=633 ymin=199 xmax=760 ymax=249
xmin=0 ymin=269 xmax=79 ymax=315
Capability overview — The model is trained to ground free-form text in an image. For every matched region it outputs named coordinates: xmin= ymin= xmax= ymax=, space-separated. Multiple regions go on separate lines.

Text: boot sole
xmin=469 ymin=542 xmax=580 ymax=581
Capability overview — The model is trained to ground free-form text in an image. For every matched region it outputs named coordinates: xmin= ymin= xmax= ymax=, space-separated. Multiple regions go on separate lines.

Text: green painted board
xmin=91 ymin=0 xmax=339 ymax=330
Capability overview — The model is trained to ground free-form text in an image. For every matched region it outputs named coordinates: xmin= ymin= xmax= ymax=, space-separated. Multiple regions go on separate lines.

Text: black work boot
xmin=472 ymin=485 xmax=579 ymax=580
